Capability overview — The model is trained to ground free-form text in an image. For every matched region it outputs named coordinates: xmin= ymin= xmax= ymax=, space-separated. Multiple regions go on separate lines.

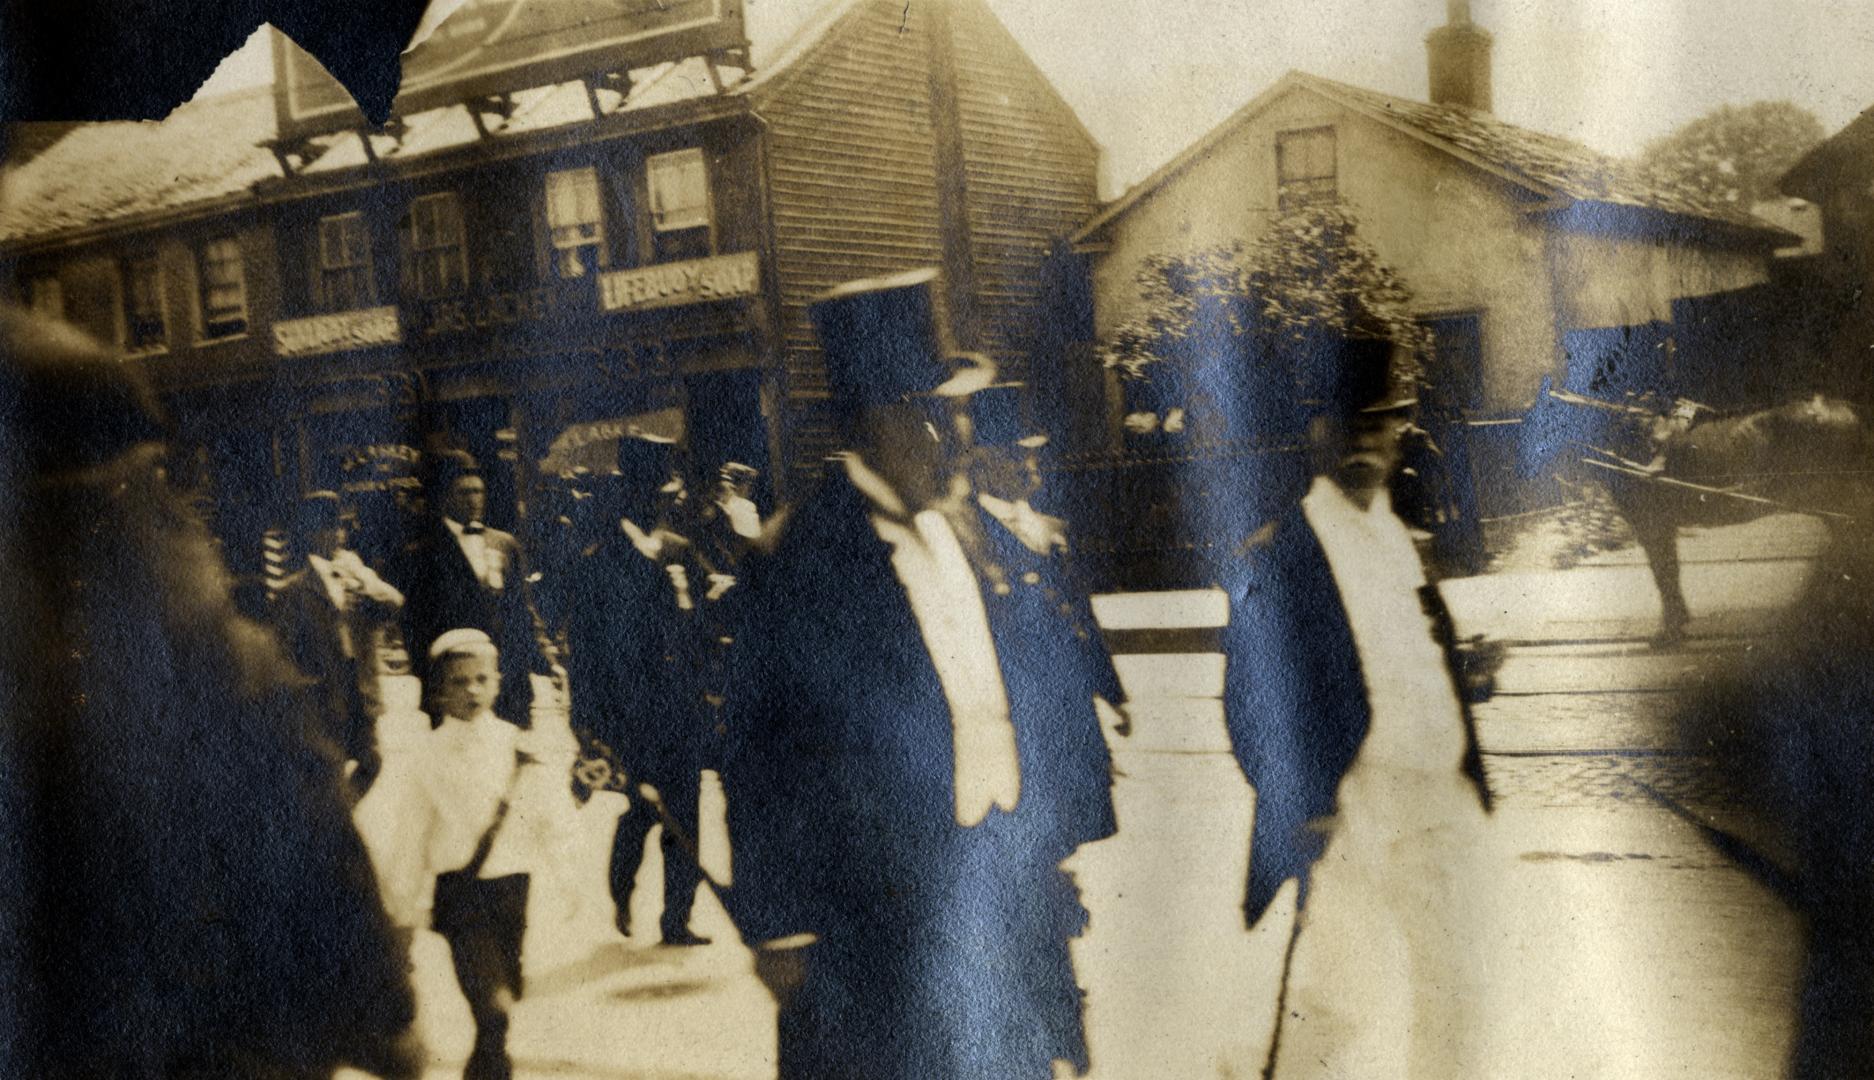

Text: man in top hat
xmin=563 ymin=431 xmax=716 ymax=946
xmin=720 ymin=268 xmax=1105 ymax=1079
xmin=1218 ymin=336 xmax=1496 ymax=1077
xmin=395 ymin=450 xmax=549 ymax=723
xmin=274 ymin=490 xmax=405 ymax=788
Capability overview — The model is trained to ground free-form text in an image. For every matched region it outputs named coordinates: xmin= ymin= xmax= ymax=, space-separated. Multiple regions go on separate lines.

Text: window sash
xmin=544 ymin=167 xmax=606 ymax=277
xmin=200 ymin=239 xmax=248 ymax=337
xmin=402 ymin=193 xmax=468 ymax=298
xmin=1277 ymin=128 xmax=1337 ymax=183
xmin=316 ymin=214 xmax=373 ymax=310
xmin=123 ymin=256 xmax=167 ymax=349
xmin=647 ymin=148 xmax=710 ymax=233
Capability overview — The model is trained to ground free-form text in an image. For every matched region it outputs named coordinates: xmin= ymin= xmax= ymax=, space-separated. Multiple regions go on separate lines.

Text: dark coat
xmin=394 ymin=520 xmax=544 ymax=718
xmin=1219 ymin=501 xmax=1491 ymax=928
xmin=563 ymin=522 xmax=706 ymax=781
xmin=720 ymin=467 xmax=1110 ymax=1079
xmin=272 ymin=566 xmax=369 ymax=762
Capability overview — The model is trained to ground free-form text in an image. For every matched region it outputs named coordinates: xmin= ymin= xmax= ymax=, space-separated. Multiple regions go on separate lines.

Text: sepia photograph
xmin=3 ymin=0 xmax=1874 ymax=1076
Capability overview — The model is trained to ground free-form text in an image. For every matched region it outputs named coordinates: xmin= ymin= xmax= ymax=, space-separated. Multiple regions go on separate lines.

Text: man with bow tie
xmin=274 ymin=490 xmax=404 ymax=788
xmin=721 ymin=270 xmax=1111 ymax=1079
xmin=396 ymin=450 xmax=550 ymax=724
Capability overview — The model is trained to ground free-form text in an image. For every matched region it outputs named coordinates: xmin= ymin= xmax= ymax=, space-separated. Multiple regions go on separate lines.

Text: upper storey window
xmin=122 ymin=254 xmax=168 ymax=353
xmin=1276 ymin=126 xmax=1337 ymax=210
xmin=401 ymin=193 xmax=469 ymax=299
xmin=648 ymin=148 xmax=712 ymax=262
xmin=317 ymin=212 xmax=374 ymax=311
xmin=545 ymin=167 xmax=607 ymax=279
xmin=198 ymin=238 xmax=248 ymax=339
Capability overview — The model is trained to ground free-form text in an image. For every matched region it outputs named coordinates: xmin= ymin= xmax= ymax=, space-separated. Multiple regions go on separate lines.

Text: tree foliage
xmin=1638 ymin=101 xmax=1826 ymax=208
xmin=1100 ymin=202 xmax=1430 ymax=386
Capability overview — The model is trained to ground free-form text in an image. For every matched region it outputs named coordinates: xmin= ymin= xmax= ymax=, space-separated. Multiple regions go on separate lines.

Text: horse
xmin=1523 ymin=385 xmax=1874 ymax=644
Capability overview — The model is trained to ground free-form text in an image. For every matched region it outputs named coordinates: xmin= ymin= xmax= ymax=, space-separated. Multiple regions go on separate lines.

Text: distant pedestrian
xmin=396 ymin=450 xmax=551 ymax=722
xmin=564 ymin=433 xmax=713 ymax=946
xmin=274 ymin=489 xmax=405 ymax=790
xmin=720 ymin=268 xmax=1108 ymax=1079
xmin=0 ymin=306 xmax=420 ymax=1079
xmin=1219 ymin=336 xmax=1497 ymax=1078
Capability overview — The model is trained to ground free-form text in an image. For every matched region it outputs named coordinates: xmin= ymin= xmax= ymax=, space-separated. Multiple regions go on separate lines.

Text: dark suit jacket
xmin=720 ymin=466 xmax=1108 ymax=1078
xmin=1219 ymin=501 xmax=1491 ymax=928
xmin=563 ymin=522 xmax=706 ymax=780
xmin=394 ymin=520 xmax=545 ymax=716
xmin=272 ymin=567 xmax=369 ymax=762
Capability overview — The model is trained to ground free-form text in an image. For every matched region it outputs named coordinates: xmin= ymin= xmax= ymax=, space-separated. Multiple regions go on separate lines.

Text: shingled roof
xmin=0 ymin=0 xmax=861 ymax=247
xmin=0 ymin=87 xmax=281 ymax=244
xmin=1076 ymin=70 xmax=1791 ymax=244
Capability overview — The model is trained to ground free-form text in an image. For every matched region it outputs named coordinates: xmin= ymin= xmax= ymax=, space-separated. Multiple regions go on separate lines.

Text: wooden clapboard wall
xmin=749 ymin=0 xmax=1099 ymax=484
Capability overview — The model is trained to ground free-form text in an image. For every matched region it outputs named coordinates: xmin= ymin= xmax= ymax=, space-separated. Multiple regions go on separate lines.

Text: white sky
xmin=197 ymin=0 xmax=1874 ymax=198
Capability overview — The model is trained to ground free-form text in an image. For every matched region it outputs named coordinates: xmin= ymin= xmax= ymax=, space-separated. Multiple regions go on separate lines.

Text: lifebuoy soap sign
xmin=272 ymin=0 xmax=747 ymax=141
xmin=599 ymin=251 xmax=760 ymax=314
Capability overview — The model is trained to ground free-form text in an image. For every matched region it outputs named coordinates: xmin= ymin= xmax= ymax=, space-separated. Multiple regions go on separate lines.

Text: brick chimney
xmin=1426 ymin=0 xmax=1493 ymax=112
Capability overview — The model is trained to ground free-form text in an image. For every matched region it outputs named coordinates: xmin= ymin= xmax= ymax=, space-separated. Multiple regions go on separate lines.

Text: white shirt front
xmin=847 ymin=455 xmax=1021 ymax=827
xmin=1301 ymin=475 xmax=1467 ymax=776
xmin=445 ymin=517 xmax=502 ymax=589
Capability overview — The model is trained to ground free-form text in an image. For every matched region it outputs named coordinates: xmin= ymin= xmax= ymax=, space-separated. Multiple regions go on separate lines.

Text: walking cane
xmin=1260 ymin=891 xmax=1307 ymax=1080
xmin=629 ymin=779 xmax=730 ymax=900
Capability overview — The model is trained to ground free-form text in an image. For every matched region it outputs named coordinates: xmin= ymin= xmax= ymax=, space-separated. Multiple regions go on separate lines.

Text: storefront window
xmin=198 ymin=238 xmax=249 ymax=339
xmin=122 ymin=254 xmax=167 ymax=352
xmin=400 ymin=192 xmax=469 ymax=299
xmin=317 ymin=213 xmax=374 ymax=311
xmin=545 ymin=166 xmax=607 ymax=279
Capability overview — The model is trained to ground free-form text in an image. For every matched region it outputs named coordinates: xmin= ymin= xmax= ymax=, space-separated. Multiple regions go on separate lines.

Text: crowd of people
xmin=23 ymin=259 xmax=1799 ymax=1079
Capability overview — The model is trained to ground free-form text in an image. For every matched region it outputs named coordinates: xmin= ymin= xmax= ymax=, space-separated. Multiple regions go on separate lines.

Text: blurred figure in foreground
xmin=0 ymin=307 xmax=419 ymax=1079
xmin=1676 ymin=523 xmax=1874 ymax=1079
xmin=1220 ymin=337 xmax=1496 ymax=1078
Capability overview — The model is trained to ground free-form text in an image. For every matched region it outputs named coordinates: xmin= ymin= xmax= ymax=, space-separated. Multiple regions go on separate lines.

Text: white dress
xmin=1270 ymin=480 xmax=1497 ymax=1079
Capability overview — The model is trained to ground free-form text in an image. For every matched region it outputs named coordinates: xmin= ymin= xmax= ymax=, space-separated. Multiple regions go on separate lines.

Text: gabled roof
xmin=1075 ymin=70 xmax=1790 ymax=245
xmin=1781 ymin=104 xmax=1874 ymax=202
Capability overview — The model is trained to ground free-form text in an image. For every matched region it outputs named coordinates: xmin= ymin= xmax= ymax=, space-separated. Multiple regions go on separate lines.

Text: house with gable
xmin=1070 ymin=1 xmax=1794 ymax=528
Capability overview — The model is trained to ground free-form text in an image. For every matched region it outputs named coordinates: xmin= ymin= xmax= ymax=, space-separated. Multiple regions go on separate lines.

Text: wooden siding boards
xmin=952 ymin=0 xmax=1099 ymax=384
xmin=754 ymin=0 xmax=1099 ymax=481
xmin=756 ymin=0 xmax=944 ymax=478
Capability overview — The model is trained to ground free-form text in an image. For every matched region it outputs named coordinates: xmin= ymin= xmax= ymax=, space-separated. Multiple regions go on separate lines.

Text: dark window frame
xmin=316 ymin=212 xmax=375 ymax=312
xmin=400 ymin=192 xmax=470 ymax=300
xmin=121 ymin=252 xmax=168 ymax=353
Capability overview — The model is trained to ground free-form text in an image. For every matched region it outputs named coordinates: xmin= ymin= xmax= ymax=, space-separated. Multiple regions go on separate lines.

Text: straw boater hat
xmin=428 ymin=627 xmax=498 ymax=663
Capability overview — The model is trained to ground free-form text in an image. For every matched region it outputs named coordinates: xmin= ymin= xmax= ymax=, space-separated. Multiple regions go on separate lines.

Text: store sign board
xmin=411 ymin=284 xmax=571 ymax=337
xmin=598 ymin=251 xmax=760 ymax=314
xmin=274 ymin=306 xmax=402 ymax=357
xmin=273 ymin=0 xmax=747 ymax=141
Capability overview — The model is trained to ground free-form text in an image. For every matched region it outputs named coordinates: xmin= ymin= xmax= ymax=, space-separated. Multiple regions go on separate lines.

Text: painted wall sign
xmin=598 ymin=251 xmax=760 ymax=314
xmin=272 ymin=0 xmax=747 ymax=141
xmin=413 ymin=284 xmax=567 ymax=337
xmin=274 ymin=306 xmax=402 ymax=357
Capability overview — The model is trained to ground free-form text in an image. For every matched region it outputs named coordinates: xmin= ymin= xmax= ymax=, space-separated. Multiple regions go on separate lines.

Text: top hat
xmin=297 ymin=490 xmax=345 ymax=532
xmin=0 ymin=307 xmax=166 ymax=475
xmin=969 ymin=382 xmax=1049 ymax=449
xmin=809 ymin=269 xmax=994 ymax=407
xmin=1312 ymin=336 xmax=1418 ymax=417
xmin=615 ymin=429 xmax=678 ymax=480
